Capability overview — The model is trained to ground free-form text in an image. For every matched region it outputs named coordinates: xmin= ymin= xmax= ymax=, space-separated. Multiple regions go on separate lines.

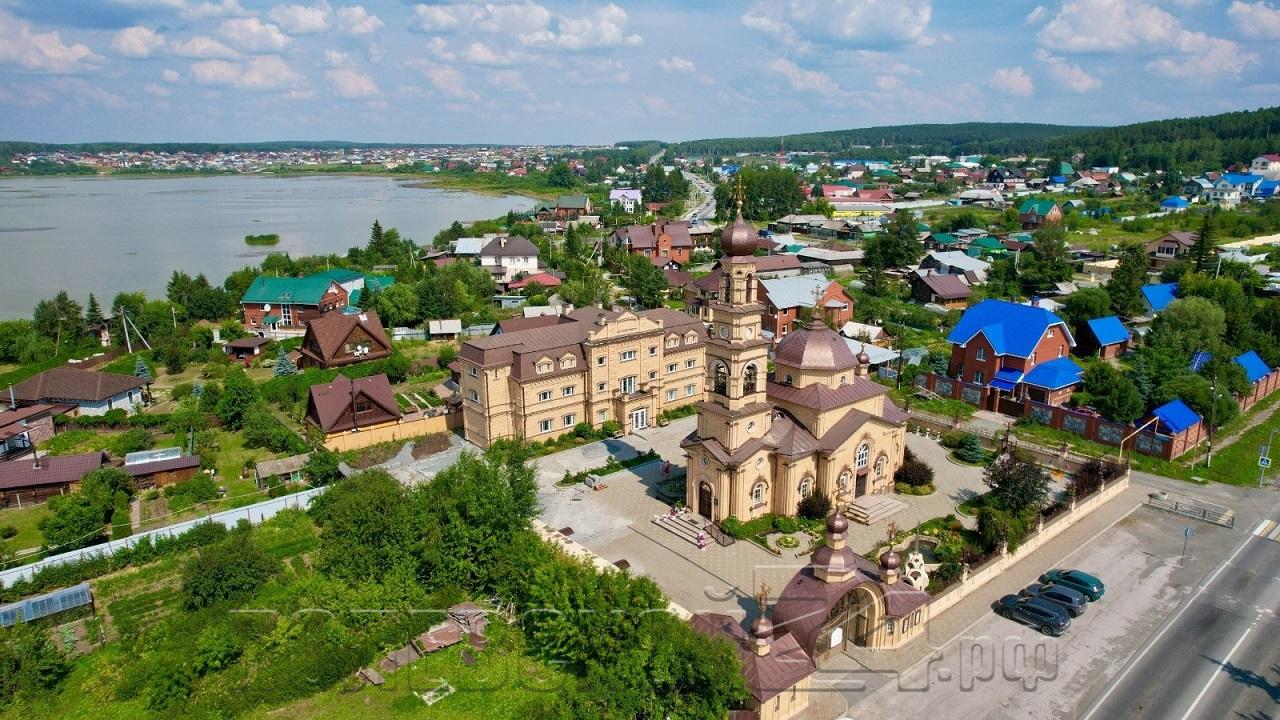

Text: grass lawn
xmin=0 ymin=503 xmax=52 ymax=552
xmin=1194 ymin=409 xmax=1280 ymax=486
xmin=245 ymin=623 xmax=572 ymax=720
xmin=956 ymin=492 xmax=989 ymax=517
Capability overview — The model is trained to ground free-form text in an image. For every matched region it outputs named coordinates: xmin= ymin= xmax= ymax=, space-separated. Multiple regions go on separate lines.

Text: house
xmin=1160 ymin=196 xmax=1190 ymax=212
xmin=1234 ymin=350 xmax=1278 ymax=410
xmin=508 ymin=272 xmax=562 ymax=291
xmin=839 ymin=322 xmax=893 ymax=347
xmin=965 ymin=236 xmax=1008 ymax=259
xmin=1250 ymin=154 xmax=1280 ymax=180
xmin=306 ymin=374 xmax=402 ymax=439
xmin=297 ymin=310 xmax=393 ymax=370
xmin=918 ymin=251 xmax=990 ymax=283
xmin=1221 ymin=173 xmax=1265 ymax=199
xmin=1141 ymin=283 xmax=1178 ymax=314
xmin=1018 ymin=198 xmax=1062 ymax=229
xmin=254 ymin=452 xmax=311 ymax=489
xmin=1206 ymin=177 xmax=1243 ymax=207
xmin=427 ymin=319 xmax=463 ymax=340
xmin=0 ymin=451 xmax=106 ymax=508
xmin=240 ymin=272 xmax=350 ymax=331
xmin=8 ymin=368 xmax=149 ymax=416
xmin=122 ymin=448 xmax=201 ymax=490
xmin=1145 ymin=231 xmax=1198 ymax=269
xmin=691 ymin=611 xmax=816 ymax=720
xmin=0 ymin=404 xmax=58 ymax=461
xmin=946 ymin=299 xmax=1081 ymax=407
xmin=1184 ymin=177 xmax=1214 ymax=200
xmin=909 ymin=271 xmax=972 ymax=309
xmin=758 ymin=275 xmax=854 ymax=342
xmin=222 ymin=336 xmax=270 ymax=362
xmin=794 ymin=246 xmax=864 ymax=269
xmin=608 ymin=188 xmax=642 ymax=213
xmin=479 ymin=235 xmax=540 ymax=284
xmin=457 ymin=307 xmax=706 ymax=447
xmin=1149 ymin=398 xmax=1207 ymax=451
xmin=450 ymin=237 xmax=487 ymax=258
xmin=924 ymin=233 xmax=967 ymax=252
xmin=610 ymin=221 xmax=694 ymax=266
xmin=550 ymin=194 xmax=593 ymax=221
xmin=1082 ymin=316 xmax=1131 ymax=359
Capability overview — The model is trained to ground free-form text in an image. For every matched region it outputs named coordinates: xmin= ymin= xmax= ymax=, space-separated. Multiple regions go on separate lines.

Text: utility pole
xmin=1206 ymin=379 xmax=1218 ymax=468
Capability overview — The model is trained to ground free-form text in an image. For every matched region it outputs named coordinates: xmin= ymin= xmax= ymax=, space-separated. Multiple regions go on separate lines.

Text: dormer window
xmin=536 ymin=360 xmax=552 ymax=374
xmin=559 ymin=355 xmax=575 ymax=370
xmin=685 ymin=331 xmax=697 ymax=344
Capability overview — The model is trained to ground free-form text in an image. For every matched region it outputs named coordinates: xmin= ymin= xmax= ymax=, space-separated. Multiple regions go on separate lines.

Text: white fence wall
xmin=0 ymin=487 xmax=328 ymax=588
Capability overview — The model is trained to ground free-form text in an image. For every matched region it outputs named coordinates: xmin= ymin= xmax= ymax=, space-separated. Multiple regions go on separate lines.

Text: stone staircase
xmin=651 ymin=511 xmax=711 ymax=548
xmin=848 ymin=495 xmax=907 ymax=525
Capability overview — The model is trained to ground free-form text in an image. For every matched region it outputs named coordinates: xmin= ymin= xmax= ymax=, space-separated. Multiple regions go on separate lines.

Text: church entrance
xmin=855 ymin=470 xmax=867 ymax=497
xmin=814 ymin=585 xmax=881 ymax=658
xmin=698 ymin=482 xmax=713 ymax=519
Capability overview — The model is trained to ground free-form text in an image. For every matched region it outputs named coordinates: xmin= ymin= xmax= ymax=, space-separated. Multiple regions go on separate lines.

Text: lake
xmin=0 ymin=175 xmax=535 ymax=319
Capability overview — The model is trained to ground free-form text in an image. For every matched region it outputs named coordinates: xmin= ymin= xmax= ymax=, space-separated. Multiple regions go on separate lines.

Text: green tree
xmin=179 ymin=530 xmax=280 ymax=609
xmin=1060 ymin=286 xmax=1112 ymax=335
xmin=1082 ymin=364 xmax=1144 ymax=422
xmin=867 ymin=210 xmax=924 ymax=269
xmin=622 ymin=254 xmax=669 ymax=309
xmin=38 ymin=494 xmax=105 ymax=551
xmin=797 ymin=489 xmax=832 ymax=520
xmin=215 ymin=367 xmax=260 ymax=430
xmin=1107 ymin=243 xmax=1151 ymax=317
xmin=1147 ymin=297 xmax=1225 ymax=359
xmin=272 ymin=346 xmax=297 ymax=377
xmin=1155 ymin=373 xmax=1237 ymax=428
xmin=371 ymin=282 xmax=420 ymax=327
xmin=984 ymin=452 xmax=1051 ymax=513
xmin=955 ymin=433 xmax=987 ymax=463
xmin=84 ymin=293 xmax=104 ymax=327
xmin=0 ymin=623 xmax=70 ymax=700
xmin=547 ymin=161 xmax=575 ymax=189
xmin=310 ymin=469 xmax=414 ymax=582
xmin=302 ymin=448 xmax=344 ymax=487
xmin=1021 ymin=224 xmax=1073 ymax=289
xmin=134 ymin=356 xmax=152 ymax=381
xmin=1191 ymin=210 xmax=1215 ymax=272
xmin=32 ymin=290 xmax=87 ymax=354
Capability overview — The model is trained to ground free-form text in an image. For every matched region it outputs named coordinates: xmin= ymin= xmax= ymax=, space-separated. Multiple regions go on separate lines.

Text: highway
xmin=1081 ymin=496 xmax=1280 ymax=720
xmin=682 ymin=170 xmax=716 ymax=222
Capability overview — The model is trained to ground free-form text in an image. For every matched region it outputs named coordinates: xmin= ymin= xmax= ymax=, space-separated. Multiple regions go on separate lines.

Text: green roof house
xmin=240 ymin=269 xmax=390 ymax=331
xmin=1018 ymin=198 xmax=1062 ymax=229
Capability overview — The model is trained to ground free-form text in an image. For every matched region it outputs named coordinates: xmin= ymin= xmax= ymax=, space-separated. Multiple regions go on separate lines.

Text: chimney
xmin=596 ymin=313 xmax=607 ymax=327
xmin=7 ymin=385 xmax=14 ymax=410
xmin=500 ymin=237 xmax=507 ymax=248
xmin=1030 ymin=295 xmax=1040 ymax=307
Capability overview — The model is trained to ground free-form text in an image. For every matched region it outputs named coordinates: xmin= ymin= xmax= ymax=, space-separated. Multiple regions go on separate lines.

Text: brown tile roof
xmin=299 ymin=310 xmax=392 ymax=367
xmin=10 ymin=368 xmax=147 ymax=404
xmin=0 ymin=451 xmax=106 ymax=491
xmin=495 ymin=315 xmax=575 ymax=334
xmin=307 ymin=374 xmax=401 ymax=434
xmin=223 ymin=336 xmax=270 ymax=349
xmin=691 ymin=612 xmax=816 ymax=704
xmin=0 ymin=404 xmax=58 ymax=433
xmin=914 ymin=272 xmax=972 ymax=300
xmin=767 ymin=378 xmax=887 ymax=412
xmin=481 ymin=235 xmax=539 ymax=258
xmin=613 ymin=221 xmax=694 ymax=250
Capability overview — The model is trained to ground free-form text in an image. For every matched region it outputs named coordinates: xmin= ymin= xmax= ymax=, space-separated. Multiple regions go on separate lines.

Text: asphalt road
xmin=682 ymin=170 xmax=716 ymax=221
xmin=1081 ymin=494 xmax=1280 ymax=720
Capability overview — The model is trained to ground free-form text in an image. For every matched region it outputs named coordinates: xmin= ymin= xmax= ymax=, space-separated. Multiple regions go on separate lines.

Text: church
xmin=681 ymin=206 xmax=910 ymax=523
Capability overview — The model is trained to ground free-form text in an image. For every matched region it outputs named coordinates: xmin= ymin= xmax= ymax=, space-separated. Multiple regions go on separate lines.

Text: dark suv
xmin=995 ymin=594 xmax=1072 ymax=636
xmin=1040 ymin=569 xmax=1105 ymax=601
xmin=1020 ymin=582 xmax=1088 ymax=617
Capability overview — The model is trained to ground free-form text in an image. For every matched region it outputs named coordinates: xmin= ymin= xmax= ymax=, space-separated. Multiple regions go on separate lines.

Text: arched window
xmin=856 ymin=442 xmax=870 ymax=469
xmin=783 ymin=373 xmax=794 ymax=385
xmin=838 ymin=471 xmax=851 ymax=495
xmin=751 ymin=482 xmax=766 ymax=506
xmin=799 ymin=476 xmax=813 ymax=498
xmin=713 ymin=362 xmax=728 ymax=396
xmin=744 ymin=363 xmax=758 ymax=394
xmin=874 ymin=455 xmax=887 ymax=479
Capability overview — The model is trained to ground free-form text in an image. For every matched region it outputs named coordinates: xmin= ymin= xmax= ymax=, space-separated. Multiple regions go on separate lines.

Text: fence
xmin=1145 ymin=494 xmax=1235 ymax=528
xmin=0 ymin=487 xmax=326 ymax=588
xmin=907 ymin=409 xmax=1100 ymax=475
xmin=918 ymin=373 xmax=1206 ymax=460
xmin=322 ymin=409 xmax=461 ymax=452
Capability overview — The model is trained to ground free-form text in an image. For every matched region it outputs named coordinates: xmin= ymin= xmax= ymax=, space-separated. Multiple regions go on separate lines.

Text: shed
xmin=1083 ymin=316 xmax=1132 ymax=359
xmin=254 ymin=452 xmax=312 ymax=488
xmin=1151 ymin=399 xmax=1201 ymax=434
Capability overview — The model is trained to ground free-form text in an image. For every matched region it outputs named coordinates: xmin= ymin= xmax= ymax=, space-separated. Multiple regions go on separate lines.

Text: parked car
xmin=1020 ymin=582 xmax=1088 ymax=617
xmin=994 ymin=595 xmax=1072 ymax=636
xmin=1040 ymin=569 xmax=1105 ymax=601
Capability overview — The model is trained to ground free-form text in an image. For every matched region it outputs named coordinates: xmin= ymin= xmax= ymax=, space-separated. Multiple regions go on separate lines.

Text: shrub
xmin=0 ymin=525 xmax=16 ymax=540
xmin=180 ymin=531 xmax=280 ymax=610
xmin=895 ymin=459 xmax=934 ymax=487
xmin=192 ymin=625 xmax=243 ymax=676
xmin=146 ymin=664 xmax=193 ymax=710
xmin=302 ymin=449 xmax=343 ymax=487
xmin=600 ymin=420 xmax=622 ymax=437
xmin=976 ymin=506 xmax=1032 ymax=552
xmin=573 ymin=422 xmax=595 ymax=438
xmin=796 ymin=490 xmax=831 ymax=520
xmin=941 ymin=430 xmax=969 ymax=449
xmin=171 ymin=382 xmax=195 ymax=401
xmin=772 ymin=515 xmax=800 ymax=534
xmin=0 ymin=623 xmax=70 ymax=700
xmin=720 ymin=516 xmax=746 ymax=539
xmin=1072 ymin=457 xmax=1125 ymax=498
xmin=112 ymin=427 xmax=155 ymax=456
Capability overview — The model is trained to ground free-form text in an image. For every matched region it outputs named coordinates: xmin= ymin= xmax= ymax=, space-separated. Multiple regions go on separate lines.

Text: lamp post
xmin=1206 ymin=380 xmax=1219 ymax=468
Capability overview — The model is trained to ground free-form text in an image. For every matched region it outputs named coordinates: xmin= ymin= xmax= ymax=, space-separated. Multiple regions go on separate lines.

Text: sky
xmin=0 ymin=0 xmax=1278 ymax=145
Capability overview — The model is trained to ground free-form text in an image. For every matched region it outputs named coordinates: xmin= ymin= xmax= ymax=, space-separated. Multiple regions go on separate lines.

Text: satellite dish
xmin=263 ymin=303 xmax=271 ymax=311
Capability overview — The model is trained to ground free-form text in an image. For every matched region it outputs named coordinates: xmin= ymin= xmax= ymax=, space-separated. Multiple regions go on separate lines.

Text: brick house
xmin=758 ymin=275 xmax=854 ymax=343
xmin=1018 ymin=198 xmax=1062 ymax=229
xmin=306 ymin=374 xmax=402 ymax=438
xmin=610 ymin=221 xmax=694 ymax=266
xmin=946 ymin=299 xmax=1081 ymax=407
xmin=909 ymin=271 xmax=972 ymax=309
xmin=0 ymin=404 xmax=59 ymax=461
xmin=240 ymin=273 xmax=350 ymax=331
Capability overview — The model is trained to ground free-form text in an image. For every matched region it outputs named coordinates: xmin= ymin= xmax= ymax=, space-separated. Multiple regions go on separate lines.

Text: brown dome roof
xmin=826 ymin=512 xmax=848 ymax=535
xmin=721 ymin=211 xmax=758 ymax=256
xmin=879 ymin=548 xmax=901 ymax=571
xmin=774 ymin=318 xmax=859 ymax=372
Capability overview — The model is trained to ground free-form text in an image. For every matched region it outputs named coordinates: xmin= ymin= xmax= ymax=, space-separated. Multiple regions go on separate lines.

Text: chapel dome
xmin=774 ymin=318 xmax=859 ymax=372
xmin=721 ymin=211 xmax=758 ymax=257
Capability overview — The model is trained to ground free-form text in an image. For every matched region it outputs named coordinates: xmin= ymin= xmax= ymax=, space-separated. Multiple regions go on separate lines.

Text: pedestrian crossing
xmin=1250 ymin=519 xmax=1280 ymax=543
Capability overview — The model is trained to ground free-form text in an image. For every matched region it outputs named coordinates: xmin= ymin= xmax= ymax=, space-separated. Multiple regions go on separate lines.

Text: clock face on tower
xmin=745 ymin=326 xmax=754 ymax=339
xmin=719 ymin=325 xmax=729 ymax=339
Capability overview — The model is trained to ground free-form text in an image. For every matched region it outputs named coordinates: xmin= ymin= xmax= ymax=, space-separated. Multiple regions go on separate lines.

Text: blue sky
xmin=0 ymin=0 xmax=1277 ymax=144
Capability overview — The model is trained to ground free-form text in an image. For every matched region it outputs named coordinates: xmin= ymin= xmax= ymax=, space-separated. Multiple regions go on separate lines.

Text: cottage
xmin=758 ymin=275 xmax=854 ymax=343
xmin=1141 ymin=283 xmax=1178 ymax=314
xmin=610 ymin=221 xmax=694 ymax=266
xmin=479 ymin=235 xmax=540 ymax=284
xmin=0 ymin=452 xmax=106 ymax=508
xmin=1018 ymin=198 xmax=1062 ymax=229
xmin=0 ymin=404 xmax=58 ymax=461
xmin=918 ymin=251 xmax=989 ymax=282
xmin=8 ymin=368 xmax=148 ymax=416
xmin=1235 ymin=350 xmax=1278 ymax=410
xmin=298 ymin=310 xmax=393 ymax=369
xmin=122 ymin=448 xmax=201 ymax=490
xmin=1082 ymin=316 xmax=1131 ymax=359
xmin=946 ymin=299 xmax=1081 ymax=407
xmin=240 ymin=273 xmax=350 ymax=331
xmin=254 ymin=452 xmax=312 ymax=489
xmin=222 ymin=336 xmax=270 ymax=362
xmin=306 ymin=374 xmax=403 ymax=439
xmin=909 ymin=271 xmax=972 ymax=309
xmin=1145 ymin=231 xmax=1197 ymax=269
xmin=608 ymin=188 xmax=642 ymax=214
xmin=839 ymin=322 xmax=892 ymax=348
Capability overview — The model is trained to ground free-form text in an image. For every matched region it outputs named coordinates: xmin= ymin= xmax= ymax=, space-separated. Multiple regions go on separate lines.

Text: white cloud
xmin=424 ymin=37 xmax=455 ymax=61
xmin=406 ymin=58 xmax=478 ymax=101
xmin=56 ymin=78 xmax=128 ymax=109
xmin=990 ymin=66 xmax=1034 ymax=96
xmin=0 ymin=83 xmax=53 ymax=107
xmin=190 ymin=55 xmax=303 ymax=89
xmin=323 ymin=49 xmax=354 ymax=67
xmin=336 ymin=5 xmax=384 ymax=35
xmin=144 ymin=83 xmax=172 ymax=96
xmin=638 ymin=94 xmax=677 ymax=117
xmin=1146 ymin=30 xmax=1258 ymax=79
xmin=874 ymin=74 xmax=903 ymax=91
xmin=485 ymin=69 xmax=528 ymax=93
xmin=1033 ymin=49 xmax=1100 ymax=92
xmin=1228 ymin=1 xmax=1280 ymax=39
xmin=1037 ymin=0 xmax=1180 ymax=52
xmin=325 ymin=67 xmax=378 ymax=97
xmin=162 ymin=68 xmax=181 ymax=83
xmin=766 ymin=57 xmax=844 ymax=97
xmin=219 ymin=17 xmax=291 ymax=53
xmin=181 ymin=0 xmax=247 ymax=20
xmin=0 ymin=10 xmax=103 ymax=73
xmin=658 ymin=56 xmax=696 ymax=73
xmin=742 ymin=0 xmax=934 ymax=51
xmin=1025 ymin=5 xmax=1047 ymax=24
xmin=528 ymin=3 xmax=642 ymax=49
xmin=113 ymin=26 xmax=166 ymax=58
xmin=170 ymin=35 xmax=240 ymax=59
xmin=461 ymin=42 xmax=522 ymax=66
xmin=267 ymin=3 xmax=331 ymax=35
xmin=412 ymin=2 xmax=639 ymax=49
xmin=284 ymin=88 xmax=316 ymax=100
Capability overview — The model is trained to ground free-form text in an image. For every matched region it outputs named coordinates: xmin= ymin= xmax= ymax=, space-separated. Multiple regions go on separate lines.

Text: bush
xmin=302 ymin=449 xmax=342 ymax=487
xmin=941 ymin=430 xmax=969 ymax=449
xmin=772 ymin=515 xmax=800 ymax=534
xmin=796 ymin=490 xmax=831 ymax=520
xmin=112 ymin=427 xmax=155 ymax=456
xmin=192 ymin=625 xmax=243 ymax=676
xmin=180 ymin=531 xmax=280 ymax=610
xmin=954 ymin=433 xmax=987 ymax=464
xmin=895 ymin=482 xmax=935 ymax=496
xmin=0 ymin=623 xmax=70 ymax=700
xmin=600 ymin=420 xmax=622 ymax=437
xmin=977 ymin=506 xmax=1032 ymax=553
xmin=170 ymin=382 xmax=195 ymax=401
xmin=720 ymin=516 xmax=746 ymax=539
xmin=0 ymin=525 xmax=16 ymax=540
xmin=146 ymin=664 xmax=193 ymax=710
xmin=895 ymin=459 xmax=934 ymax=487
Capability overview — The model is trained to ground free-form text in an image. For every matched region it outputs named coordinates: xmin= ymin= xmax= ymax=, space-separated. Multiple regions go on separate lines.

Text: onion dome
xmin=774 ymin=318 xmax=859 ymax=371
xmin=879 ymin=548 xmax=902 ymax=571
xmin=721 ymin=211 xmax=758 ymax=257
xmin=826 ymin=512 xmax=848 ymax=535
xmin=857 ymin=343 xmax=871 ymax=365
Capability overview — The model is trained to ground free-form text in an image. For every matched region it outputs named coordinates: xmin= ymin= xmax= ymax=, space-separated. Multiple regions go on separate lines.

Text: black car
xmin=1020 ymin=582 xmax=1088 ymax=618
xmin=995 ymin=594 xmax=1072 ymax=636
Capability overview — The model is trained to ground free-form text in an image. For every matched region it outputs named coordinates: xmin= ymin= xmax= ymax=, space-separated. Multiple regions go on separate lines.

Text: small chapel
xmin=681 ymin=205 xmax=910 ymax=523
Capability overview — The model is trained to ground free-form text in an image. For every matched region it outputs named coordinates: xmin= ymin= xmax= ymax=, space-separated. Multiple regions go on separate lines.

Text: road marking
xmin=1080 ymin=527 xmax=1259 ymax=720
xmin=1252 ymin=519 xmax=1272 ymax=536
xmin=1269 ymin=523 xmax=1280 ymax=542
xmin=1178 ymin=620 xmax=1257 ymax=720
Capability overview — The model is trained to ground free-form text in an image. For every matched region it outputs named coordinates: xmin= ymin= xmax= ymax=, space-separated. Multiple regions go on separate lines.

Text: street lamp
xmin=1206 ymin=380 xmax=1220 ymax=468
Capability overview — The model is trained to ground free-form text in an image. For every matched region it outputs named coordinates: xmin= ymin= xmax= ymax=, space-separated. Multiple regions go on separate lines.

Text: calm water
xmin=0 ymin=175 xmax=534 ymax=318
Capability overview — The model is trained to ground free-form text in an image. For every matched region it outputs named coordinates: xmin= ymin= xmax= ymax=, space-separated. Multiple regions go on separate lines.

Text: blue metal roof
xmin=1152 ymin=399 xmax=1201 ymax=435
xmin=947 ymin=300 xmax=1073 ymax=358
xmin=0 ymin=583 xmax=93 ymax=628
xmin=1086 ymin=316 xmax=1130 ymax=346
xmin=1235 ymin=350 xmax=1271 ymax=384
xmin=1021 ymin=357 xmax=1083 ymax=390
xmin=1160 ymin=196 xmax=1189 ymax=208
xmin=1141 ymin=283 xmax=1178 ymax=313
